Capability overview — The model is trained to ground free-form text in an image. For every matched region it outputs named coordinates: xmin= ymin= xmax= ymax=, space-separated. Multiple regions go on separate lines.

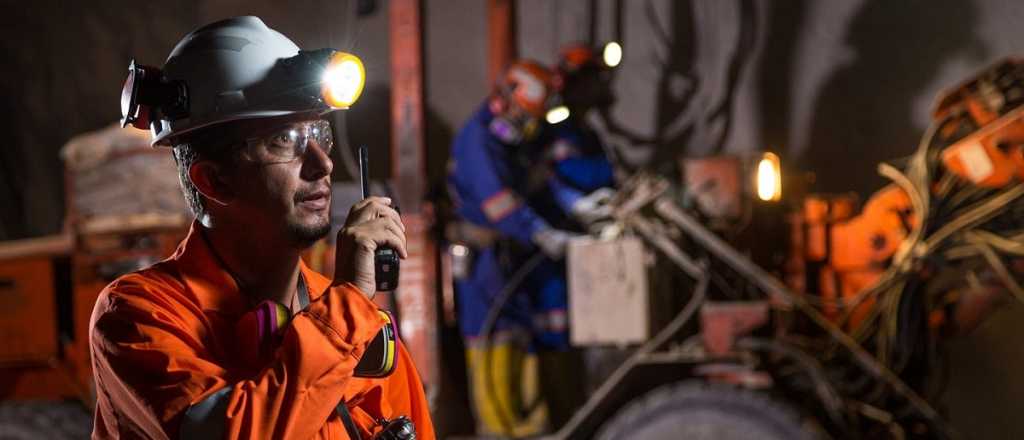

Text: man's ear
xmin=189 ymin=161 xmax=235 ymax=206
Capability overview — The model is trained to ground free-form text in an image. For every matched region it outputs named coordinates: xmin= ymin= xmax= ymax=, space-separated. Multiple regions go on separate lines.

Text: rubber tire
xmin=595 ymin=381 xmax=823 ymax=440
xmin=0 ymin=401 xmax=92 ymax=439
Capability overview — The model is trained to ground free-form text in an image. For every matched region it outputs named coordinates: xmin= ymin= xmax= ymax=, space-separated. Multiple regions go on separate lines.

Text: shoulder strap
xmin=297 ymin=274 xmax=310 ymax=309
xmin=336 ymin=402 xmax=363 ymax=440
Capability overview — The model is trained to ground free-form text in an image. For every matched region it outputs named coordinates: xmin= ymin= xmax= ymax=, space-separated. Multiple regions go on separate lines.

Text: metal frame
xmin=549 ymin=176 xmax=958 ymax=439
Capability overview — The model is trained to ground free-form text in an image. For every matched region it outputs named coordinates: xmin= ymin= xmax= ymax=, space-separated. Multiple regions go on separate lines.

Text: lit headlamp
xmin=602 ymin=41 xmax=623 ymax=68
xmin=321 ymin=51 xmax=366 ymax=109
xmin=546 ymin=105 xmax=571 ymax=124
xmin=754 ymin=151 xmax=782 ymax=202
xmin=274 ymin=48 xmax=367 ymax=110
xmin=545 ymin=93 xmax=571 ymax=125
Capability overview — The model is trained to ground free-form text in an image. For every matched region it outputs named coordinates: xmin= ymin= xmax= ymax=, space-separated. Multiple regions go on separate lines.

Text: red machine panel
xmin=0 ymin=257 xmax=58 ymax=364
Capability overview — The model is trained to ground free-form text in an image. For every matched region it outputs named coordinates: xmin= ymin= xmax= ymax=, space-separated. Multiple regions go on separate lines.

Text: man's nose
xmin=301 ymin=140 xmax=333 ymax=180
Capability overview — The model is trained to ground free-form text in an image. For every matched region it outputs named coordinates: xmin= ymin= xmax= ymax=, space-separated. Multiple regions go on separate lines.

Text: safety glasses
xmin=243 ymin=119 xmax=334 ymax=164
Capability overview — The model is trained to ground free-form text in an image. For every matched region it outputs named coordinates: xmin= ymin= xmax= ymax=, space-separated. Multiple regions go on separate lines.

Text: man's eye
xmin=273 ymin=131 xmax=298 ymax=146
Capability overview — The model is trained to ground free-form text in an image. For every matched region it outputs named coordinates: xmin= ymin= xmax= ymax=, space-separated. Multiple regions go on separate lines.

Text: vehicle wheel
xmin=596 ymin=381 xmax=824 ymax=440
xmin=0 ymin=401 xmax=92 ymax=439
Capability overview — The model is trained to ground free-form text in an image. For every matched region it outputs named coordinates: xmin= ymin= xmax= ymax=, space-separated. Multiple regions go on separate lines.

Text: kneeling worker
xmin=90 ymin=17 xmax=433 ymax=439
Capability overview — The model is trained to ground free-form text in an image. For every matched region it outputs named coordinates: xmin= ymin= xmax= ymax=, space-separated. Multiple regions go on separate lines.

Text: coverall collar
xmin=172 ymin=220 xmax=329 ymax=315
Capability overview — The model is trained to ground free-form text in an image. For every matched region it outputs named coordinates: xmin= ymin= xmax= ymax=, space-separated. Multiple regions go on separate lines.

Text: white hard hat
xmin=120 ymin=16 xmax=365 ymax=146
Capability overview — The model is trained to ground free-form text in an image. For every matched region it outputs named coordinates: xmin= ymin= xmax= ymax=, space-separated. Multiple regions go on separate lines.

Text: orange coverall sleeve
xmin=90 ymin=276 xmax=386 ymax=439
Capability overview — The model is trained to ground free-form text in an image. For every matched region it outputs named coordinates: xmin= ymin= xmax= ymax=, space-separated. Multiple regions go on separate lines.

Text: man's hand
xmin=334 ymin=197 xmax=408 ymax=297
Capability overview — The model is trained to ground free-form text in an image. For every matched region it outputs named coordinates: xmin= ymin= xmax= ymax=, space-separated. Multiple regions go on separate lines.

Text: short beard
xmin=286 ymin=218 xmax=331 ymax=247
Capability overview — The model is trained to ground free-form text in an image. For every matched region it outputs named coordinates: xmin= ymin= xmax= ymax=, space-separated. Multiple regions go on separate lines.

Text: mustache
xmin=294 ymin=183 xmax=331 ymax=202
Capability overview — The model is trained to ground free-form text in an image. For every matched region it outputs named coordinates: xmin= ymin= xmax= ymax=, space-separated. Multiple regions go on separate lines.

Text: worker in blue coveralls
xmin=514 ymin=42 xmax=623 ymax=429
xmin=446 ymin=60 xmax=579 ymax=436
xmin=539 ymin=42 xmax=619 ymax=226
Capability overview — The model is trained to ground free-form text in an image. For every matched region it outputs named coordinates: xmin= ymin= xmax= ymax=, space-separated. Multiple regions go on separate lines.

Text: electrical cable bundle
xmin=819 ymin=112 xmax=1024 ymax=392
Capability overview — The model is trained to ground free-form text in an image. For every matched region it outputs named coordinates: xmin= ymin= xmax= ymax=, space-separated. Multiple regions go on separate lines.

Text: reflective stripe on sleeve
xmin=481 ymin=189 xmax=520 ymax=223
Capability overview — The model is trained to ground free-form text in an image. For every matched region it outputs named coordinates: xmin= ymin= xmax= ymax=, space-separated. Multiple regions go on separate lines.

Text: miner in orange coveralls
xmin=90 ymin=16 xmax=434 ymax=439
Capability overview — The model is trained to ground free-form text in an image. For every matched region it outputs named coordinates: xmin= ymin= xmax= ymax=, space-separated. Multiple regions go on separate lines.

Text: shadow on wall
xmin=652 ymin=0 xmax=757 ymax=164
xmin=758 ymin=0 xmax=808 ymax=156
xmin=596 ymin=0 xmax=759 ymax=170
xmin=802 ymin=0 xmax=986 ymax=196
xmin=337 ymin=82 xmax=454 ymax=194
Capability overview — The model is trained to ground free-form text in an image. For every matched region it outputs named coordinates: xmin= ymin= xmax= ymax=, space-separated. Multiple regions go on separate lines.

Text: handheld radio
xmin=359 ymin=145 xmax=401 ymax=292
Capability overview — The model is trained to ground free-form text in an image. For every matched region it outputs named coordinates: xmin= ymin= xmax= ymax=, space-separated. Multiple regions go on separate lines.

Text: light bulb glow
xmin=756 ymin=152 xmax=782 ymax=202
xmin=603 ymin=42 xmax=623 ymax=67
xmin=322 ymin=52 xmax=365 ymax=108
xmin=546 ymin=105 xmax=571 ymax=124
xmin=451 ymin=244 xmax=469 ymax=257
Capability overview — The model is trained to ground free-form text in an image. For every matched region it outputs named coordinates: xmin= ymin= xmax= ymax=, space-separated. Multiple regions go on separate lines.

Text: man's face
xmin=225 ymin=117 xmax=335 ymax=247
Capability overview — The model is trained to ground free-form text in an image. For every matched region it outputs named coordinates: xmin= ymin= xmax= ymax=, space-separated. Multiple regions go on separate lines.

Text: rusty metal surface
xmin=681 ymin=156 xmax=743 ymax=220
xmin=487 ymin=0 xmax=516 ymax=86
xmin=0 ymin=258 xmax=57 ymax=364
xmin=390 ymin=0 xmax=426 ymax=214
xmin=391 ymin=213 xmax=439 ymax=398
xmin=390 ymin=0 xmax=439 ymax=402
xmin=700 ymin=302 xmax=769 ymax=356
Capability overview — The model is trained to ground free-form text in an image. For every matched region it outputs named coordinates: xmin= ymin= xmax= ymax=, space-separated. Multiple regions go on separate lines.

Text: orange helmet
xmin=492 ymin=60 xmax=553 ymax=118
xmin=558 ymin=43 xmax=603 ymax=76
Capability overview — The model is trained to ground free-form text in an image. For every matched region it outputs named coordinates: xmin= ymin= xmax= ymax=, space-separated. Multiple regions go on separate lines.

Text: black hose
xmin=737 ymin=337 xmax=848 ymax=430
xmin=478 ymin=252 xmax=546 ymax=437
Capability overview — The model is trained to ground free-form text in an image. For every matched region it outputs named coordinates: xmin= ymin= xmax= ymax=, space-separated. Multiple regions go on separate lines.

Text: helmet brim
xmin=151 ymin=108 xmax=333 ymax=147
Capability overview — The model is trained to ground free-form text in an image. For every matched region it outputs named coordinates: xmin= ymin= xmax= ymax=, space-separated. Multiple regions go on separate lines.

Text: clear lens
xmin=248 ymin=120 xmax=333 ymax=163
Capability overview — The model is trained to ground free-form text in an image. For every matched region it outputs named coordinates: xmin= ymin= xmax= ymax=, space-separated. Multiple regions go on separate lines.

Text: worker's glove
xmin=532 ymin=228 xmax=580 ymax=260
xmin=571 ymin=187 xmax=615 ymax=225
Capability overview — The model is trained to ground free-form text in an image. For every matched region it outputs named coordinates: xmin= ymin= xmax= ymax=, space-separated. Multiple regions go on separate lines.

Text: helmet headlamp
xmin=321 ymin=51 xmax=366 ymax=109
xmin=602 ymin=41 xmax=623 ymax=68
xmin=119 ymin=37 xmax=365 ymax=144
